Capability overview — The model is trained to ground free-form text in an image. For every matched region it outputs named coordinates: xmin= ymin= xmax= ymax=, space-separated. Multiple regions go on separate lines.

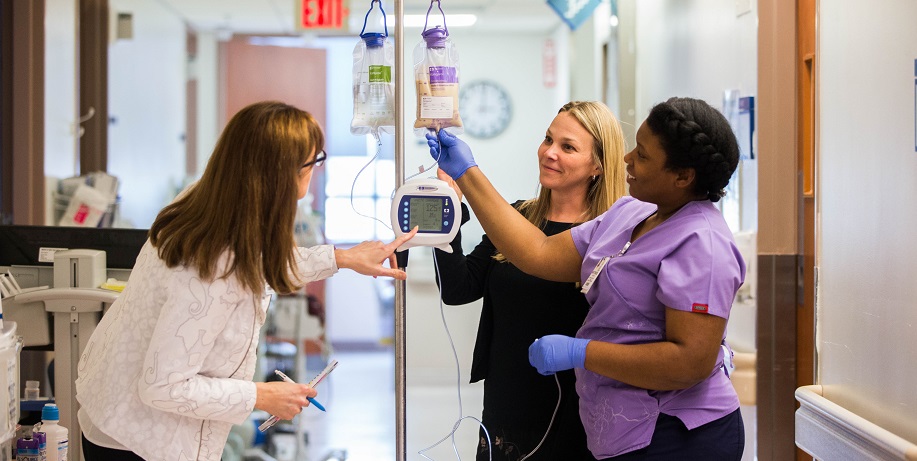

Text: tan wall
xmin=757 ymin=0 xmax=799 ymax=255
xmin=756 ymin=1 xmax=802 ymax=459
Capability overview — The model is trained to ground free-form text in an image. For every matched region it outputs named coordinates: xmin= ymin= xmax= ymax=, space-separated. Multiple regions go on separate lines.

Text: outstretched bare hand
xmin=334 ymin=227 xmax=418 ymax=279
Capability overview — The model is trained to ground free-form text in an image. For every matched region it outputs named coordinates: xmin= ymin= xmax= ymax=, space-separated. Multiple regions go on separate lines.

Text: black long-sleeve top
xmin=434 ymin=202 xmax=595 ymax=461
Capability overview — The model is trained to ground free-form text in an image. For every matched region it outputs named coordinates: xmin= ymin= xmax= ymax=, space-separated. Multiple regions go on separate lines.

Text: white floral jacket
xmin=76 ymin=240 xmax=337 ymax=460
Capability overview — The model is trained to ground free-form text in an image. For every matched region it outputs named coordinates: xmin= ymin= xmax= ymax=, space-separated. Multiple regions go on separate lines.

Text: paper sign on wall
xmin=546 ymin=0 xmax=603 ymax=31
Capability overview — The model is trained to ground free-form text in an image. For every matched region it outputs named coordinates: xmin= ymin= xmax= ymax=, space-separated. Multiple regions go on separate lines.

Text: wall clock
xmin=459 ymin=80 xmax=513 ymax=139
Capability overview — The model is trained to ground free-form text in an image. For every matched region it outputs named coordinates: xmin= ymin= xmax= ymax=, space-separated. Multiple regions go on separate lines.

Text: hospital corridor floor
xmin=287 ymin=348 xmax=485 ymax=461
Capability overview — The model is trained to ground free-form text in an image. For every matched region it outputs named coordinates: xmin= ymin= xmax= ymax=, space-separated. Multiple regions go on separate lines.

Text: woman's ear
xmin=673 ymin=168 xmax=696 ymax=189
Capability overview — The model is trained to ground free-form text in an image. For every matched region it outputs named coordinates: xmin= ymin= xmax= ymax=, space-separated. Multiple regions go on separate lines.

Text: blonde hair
xmin=149 ymin=101 xmax=324 ymax=295
xmin=495 ymin=101 xmax=627 ymax=261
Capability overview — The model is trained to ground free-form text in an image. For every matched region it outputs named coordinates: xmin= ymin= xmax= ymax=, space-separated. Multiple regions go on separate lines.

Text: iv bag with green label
xmin=351 ymin=31 xmax=395 ymax=136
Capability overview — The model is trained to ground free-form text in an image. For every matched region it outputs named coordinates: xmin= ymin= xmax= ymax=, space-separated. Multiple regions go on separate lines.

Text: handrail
xmin=796 ymin=385 xmax=917 ymax=460
xmin=15 ymin=287 xmax=118 ymax=311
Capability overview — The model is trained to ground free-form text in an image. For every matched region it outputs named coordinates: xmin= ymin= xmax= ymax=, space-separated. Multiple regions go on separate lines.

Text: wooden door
xmin=221 ymin=38 xmax=327 ymax=130
xmin=221 ymin=38 xmax=329 ymax=351
xmin=221 ymin=37 xmax=327 ymax=209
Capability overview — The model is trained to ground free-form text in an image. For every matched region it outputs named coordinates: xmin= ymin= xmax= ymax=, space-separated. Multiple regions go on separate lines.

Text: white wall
xmin=633 ymin=0 xmax=757 ymax=120
xmin=44 ymin=0 xmax=78 ymax=181
xmin=191 ymin=31 xmax=219 ymax=175
xmin=817 ymin=0 xmax=917 ymax=442
xmin=107 ymin=0 xmax=187 ymax=228
xmin=632 ymin=0 xmax=759 ymax=233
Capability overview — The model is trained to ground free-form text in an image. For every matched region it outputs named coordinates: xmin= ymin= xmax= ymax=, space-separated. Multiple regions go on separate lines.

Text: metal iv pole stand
xmin=393 ymin=0 xmax=407 ymax=460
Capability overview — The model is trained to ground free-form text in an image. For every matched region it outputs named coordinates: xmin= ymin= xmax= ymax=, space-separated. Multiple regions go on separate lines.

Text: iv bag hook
xmin=360 ymin=0 xmax=389 ymax=37
xmin=423 ymin=0 xmax=448 ymax=35
xmin=78 ymin=107 xmax=95 ymax=124
xmin=74 ymin=106 xmax=96 ymax=138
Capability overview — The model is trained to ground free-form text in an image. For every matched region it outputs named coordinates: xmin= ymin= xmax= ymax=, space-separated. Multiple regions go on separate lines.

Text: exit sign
xmin=298 ymin=0 xmax=348 ymax=29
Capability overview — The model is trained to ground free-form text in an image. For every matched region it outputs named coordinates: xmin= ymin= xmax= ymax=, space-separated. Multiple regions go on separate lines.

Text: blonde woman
xmin=434 ymin=101 xmax=627 ymax=461
xmin=76 ymin=101 xmax=416 ymax=460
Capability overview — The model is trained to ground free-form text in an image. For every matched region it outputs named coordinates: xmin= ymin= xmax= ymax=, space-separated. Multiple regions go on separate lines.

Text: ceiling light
xmin=399 ymin=14 xmax=478 ymax=28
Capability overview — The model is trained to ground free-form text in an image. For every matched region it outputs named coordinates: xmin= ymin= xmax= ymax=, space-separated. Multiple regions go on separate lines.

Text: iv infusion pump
xmin=391 ymin=177 xmax=461 ymax=252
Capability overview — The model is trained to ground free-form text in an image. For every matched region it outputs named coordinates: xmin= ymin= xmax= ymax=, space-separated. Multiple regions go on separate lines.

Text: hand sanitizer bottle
xmin=38 ymin=403 xmax=69 ymax=461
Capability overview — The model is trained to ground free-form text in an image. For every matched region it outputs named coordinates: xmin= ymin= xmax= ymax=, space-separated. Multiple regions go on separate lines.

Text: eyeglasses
xmin=301 ymin=150 xmax=326 ymax=169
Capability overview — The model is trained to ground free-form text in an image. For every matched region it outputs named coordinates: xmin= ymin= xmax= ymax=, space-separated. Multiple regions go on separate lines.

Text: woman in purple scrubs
xmin=425 ymin=97 xmax=745 ymax=460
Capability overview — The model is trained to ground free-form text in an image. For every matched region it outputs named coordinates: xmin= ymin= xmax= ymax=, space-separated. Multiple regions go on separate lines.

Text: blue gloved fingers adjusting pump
xmin=528 ymin=334 xmax=590 ymax=376
xmin=425 ymin=129 xmax=477 ymax=180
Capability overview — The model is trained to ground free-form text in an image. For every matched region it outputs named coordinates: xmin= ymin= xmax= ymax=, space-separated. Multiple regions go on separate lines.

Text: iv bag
xmin=412 ymin=26 xmax=464 ymax=137
xmin=351 ymin=32 xmax=396 ymax=135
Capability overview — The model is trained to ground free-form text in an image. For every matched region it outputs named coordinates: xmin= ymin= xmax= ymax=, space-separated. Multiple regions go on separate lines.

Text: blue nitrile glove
xmin=425 ymin=130 xmax=477 ymax=179
xmin=528 ymin=334 xmax=591 ymax=376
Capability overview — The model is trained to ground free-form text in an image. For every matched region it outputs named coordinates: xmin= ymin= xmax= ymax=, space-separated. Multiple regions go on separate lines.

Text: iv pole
xmin=393 ymin=0 xmax=407 ymax=460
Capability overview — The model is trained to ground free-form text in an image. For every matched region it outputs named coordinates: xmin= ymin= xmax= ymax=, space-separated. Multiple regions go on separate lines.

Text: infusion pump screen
xmin=395 ymin=193 xmax=455 ymax=235
xmin=409 ymin=197 xmax=444 ymax=231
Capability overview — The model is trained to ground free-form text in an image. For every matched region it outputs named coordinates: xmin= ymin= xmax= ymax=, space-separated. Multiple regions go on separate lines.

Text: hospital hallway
xmin=4 ymin=1 xmax=917 ymax=460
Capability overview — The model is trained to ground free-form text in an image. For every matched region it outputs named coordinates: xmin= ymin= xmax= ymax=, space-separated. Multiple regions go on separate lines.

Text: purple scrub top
xmin=570 ymin=196 xmax=746 ymax=458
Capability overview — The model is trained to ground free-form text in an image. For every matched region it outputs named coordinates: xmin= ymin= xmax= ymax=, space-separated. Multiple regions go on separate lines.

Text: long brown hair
xmin=149 ymin=101 xmax=324 ymax=295
xmin=494 ymin=101 xmax=627 ymax=262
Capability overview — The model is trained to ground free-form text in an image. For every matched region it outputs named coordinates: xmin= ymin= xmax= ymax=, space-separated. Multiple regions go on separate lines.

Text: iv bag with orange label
xmin=412 ymin=22 xmax=463 ymax=137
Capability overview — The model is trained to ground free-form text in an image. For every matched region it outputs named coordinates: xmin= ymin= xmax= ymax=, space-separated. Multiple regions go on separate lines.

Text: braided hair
xmin=645 ymin=97 xmax=739 ymax=202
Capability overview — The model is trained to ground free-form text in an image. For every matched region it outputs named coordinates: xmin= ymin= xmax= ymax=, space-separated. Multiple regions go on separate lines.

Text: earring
xmin=591 ymin=175 xmax=597 ymax=181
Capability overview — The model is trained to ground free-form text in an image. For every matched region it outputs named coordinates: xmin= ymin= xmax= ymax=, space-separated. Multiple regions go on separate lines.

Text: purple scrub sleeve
xmin=656 ymin=224 xmax=745 ymax=319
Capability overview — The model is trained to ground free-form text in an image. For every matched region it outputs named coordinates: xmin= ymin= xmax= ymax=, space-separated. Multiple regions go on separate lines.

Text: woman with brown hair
xmin=75 ymin=101 xmax=416 ymax=460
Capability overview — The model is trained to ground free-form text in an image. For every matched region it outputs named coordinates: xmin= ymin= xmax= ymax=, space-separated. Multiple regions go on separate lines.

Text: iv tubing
xmin=349 ymin=133 xmax=393 ymax=231
xmin=417 ymin=220 xmax=562 ymax=461
xmin=417 ymin=250 xmax=493 ymax=461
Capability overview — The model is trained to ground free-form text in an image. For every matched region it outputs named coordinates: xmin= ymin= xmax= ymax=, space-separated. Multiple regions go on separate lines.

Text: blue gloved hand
xmin=425 ymin=129 xmax=477 ymax=179
xmin=528 ymin=335 xmax=591 ymax=376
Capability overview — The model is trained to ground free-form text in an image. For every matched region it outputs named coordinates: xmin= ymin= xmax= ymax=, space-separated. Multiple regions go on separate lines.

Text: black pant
xmin=606 ymin=409 xmax=745 ymax=460
xmin=81 ymin=434 xmax=145 ymax=461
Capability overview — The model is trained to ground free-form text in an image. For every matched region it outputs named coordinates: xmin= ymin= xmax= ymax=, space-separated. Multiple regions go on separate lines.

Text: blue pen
xmin=307 ymin=396 xmax=325 ymax=411
xmin=275 ymin=370 xmax=325 ymax=412
xmin=259 ymin=361 xmax=339 ymax=431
